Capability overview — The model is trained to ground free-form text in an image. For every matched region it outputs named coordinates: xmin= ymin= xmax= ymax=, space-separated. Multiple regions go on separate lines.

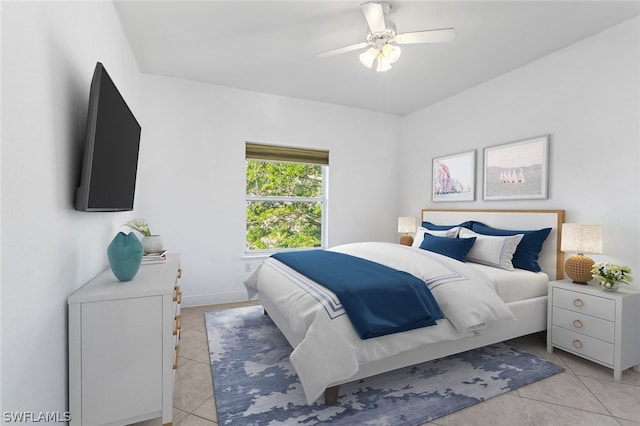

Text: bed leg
xmin=324 ymin=386 xmax=339 ymax=405
xmin=263 ymin=309 xmax=268 ymax=316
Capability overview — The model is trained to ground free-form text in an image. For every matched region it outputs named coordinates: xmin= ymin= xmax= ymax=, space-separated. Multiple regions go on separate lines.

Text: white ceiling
xmin=114 ymin=1 xmax=640 ymax=116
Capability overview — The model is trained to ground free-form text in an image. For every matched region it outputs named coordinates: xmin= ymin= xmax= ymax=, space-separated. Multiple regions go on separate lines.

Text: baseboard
xmin=181 ymin=291 xmax=252 ymax=308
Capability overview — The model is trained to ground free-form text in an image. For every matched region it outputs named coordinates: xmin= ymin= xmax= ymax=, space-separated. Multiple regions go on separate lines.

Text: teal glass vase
xmin=107 ymin=232 xmax=143 ymax=281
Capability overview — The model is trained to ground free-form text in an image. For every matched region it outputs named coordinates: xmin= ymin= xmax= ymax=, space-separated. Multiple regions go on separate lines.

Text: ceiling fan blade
xmin=394 ymin=28 xmax=456 ymax=45
xmin=317 ymin=42 xmax=369 ymax=58
xmin=361 ymin=2 xmax=386 ymax=33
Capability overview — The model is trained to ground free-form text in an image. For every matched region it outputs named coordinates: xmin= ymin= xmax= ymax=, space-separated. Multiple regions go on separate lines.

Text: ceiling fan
xmin=318 ymin=1 xmax=456 ymax=72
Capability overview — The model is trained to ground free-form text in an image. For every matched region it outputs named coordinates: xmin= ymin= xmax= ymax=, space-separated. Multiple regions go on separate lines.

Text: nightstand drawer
xmin=551 ymin=325 xmax=614 ymax=366
xmin=552 ymin=307 xmax=614 ymax=343
xmin=552 ymin=287 xmax=615 ymax=321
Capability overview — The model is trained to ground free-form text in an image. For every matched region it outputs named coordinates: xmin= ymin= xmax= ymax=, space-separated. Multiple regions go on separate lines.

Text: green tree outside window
xmin=246 ymin=160 xmax=324 ymax=251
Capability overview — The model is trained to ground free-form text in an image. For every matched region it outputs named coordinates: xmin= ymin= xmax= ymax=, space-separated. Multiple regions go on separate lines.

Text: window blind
xmin=245 ymin=142 xmax=329 ymax=166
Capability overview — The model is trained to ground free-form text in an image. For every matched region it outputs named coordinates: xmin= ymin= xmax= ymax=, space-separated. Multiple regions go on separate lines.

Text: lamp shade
xmin=375 ymin=53 xmax=392 ymax=72
xmin=398 ymin=216 xmax=416 ymax=246
xmin=560 ymin=224 xmax=602 ymax=254
xmin=561 ymin=223 xmax=602 ymax=284
xmin=359 ymin=47 xmax=378 ymax=68
xmin=381 ymin=43 xmax=401 ymax=64
xmin=398 ymin=217 xmax=417 ymax=234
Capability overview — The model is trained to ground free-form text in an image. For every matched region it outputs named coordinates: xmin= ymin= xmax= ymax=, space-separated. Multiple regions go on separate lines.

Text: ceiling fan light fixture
xmin=375 ymin=53 xmax=392 ymax=72
xmin=359 ymin=47 xmax=379 ymax=68
xmin=317 ymin=2 xmax=455 ymax=74
xmin=381 ymin=43 xmax=401 ymax=64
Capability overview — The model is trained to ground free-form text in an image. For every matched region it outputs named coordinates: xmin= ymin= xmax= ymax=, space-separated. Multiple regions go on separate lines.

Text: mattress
xmin=468 ymin=263 xmax=549 ymax=303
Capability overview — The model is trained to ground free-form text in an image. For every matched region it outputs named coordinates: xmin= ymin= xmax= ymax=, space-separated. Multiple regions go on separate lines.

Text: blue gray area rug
xmin=205 ymin=306 xmax=563 ymax=425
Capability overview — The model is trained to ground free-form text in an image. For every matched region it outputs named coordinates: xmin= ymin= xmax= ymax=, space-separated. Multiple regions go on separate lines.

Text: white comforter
xmin=244 ymin=242 xmax=515 ymax=403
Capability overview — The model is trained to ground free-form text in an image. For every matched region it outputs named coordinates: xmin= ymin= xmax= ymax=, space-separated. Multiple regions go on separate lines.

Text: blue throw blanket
xmin=271 ymin=250 xmax=443 ymax=339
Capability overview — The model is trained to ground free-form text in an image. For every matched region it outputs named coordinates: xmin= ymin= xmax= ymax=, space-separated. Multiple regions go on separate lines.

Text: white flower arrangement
xmin=591 ymin=262 xmax=633 ymax=289
xmin=125 ymin=219 xmax=152 ymax=237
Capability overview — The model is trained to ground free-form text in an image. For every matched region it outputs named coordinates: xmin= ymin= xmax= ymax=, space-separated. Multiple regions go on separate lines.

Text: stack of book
xmin=141 ymin=250 xmax=168 ymax=264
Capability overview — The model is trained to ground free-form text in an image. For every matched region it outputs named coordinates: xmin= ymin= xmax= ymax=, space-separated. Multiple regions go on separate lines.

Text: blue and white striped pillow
xmin=458 ymin=228 xmax=524 ymax=270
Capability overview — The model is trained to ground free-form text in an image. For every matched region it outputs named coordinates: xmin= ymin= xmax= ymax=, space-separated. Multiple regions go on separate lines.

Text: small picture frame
xmin=483 ymin=135 xmax=549 ymax=200
xmin=432 ymin=150 xmax=476 ymax=202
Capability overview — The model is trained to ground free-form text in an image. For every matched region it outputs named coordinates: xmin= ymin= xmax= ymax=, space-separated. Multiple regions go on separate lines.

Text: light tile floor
xmin=140 ymin=302 xmax=640 ymax=425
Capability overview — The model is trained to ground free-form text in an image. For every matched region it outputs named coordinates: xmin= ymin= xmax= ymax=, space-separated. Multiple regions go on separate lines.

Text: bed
xmin=244 ymin=209 xmax=565 ymax=405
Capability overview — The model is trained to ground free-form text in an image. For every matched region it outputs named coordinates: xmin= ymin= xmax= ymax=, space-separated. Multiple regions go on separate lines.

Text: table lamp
xmin=398 ymin=216 xmax=417 ymax=246
xmin=560 ymin=223 xmax=602 ymax=284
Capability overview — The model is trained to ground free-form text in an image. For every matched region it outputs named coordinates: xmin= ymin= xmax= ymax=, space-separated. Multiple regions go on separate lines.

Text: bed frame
xmin=260 ymin=209 xmax=565 ymax=404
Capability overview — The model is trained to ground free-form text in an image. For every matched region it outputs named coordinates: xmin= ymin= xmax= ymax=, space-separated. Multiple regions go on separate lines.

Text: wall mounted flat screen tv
xmin=75 ymin=62 xmax=141 ymax=212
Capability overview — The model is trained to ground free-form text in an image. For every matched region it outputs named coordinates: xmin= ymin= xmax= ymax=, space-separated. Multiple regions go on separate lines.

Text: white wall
xmin=399 ymin=16 xmax=640 ymax=287
xmin=137 ymin=74 xmax=401 ymax=306
xmin=1 ymin=1 xmax=141 ymax=415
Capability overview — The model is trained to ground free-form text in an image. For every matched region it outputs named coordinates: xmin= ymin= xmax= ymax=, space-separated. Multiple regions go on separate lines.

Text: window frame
xmin=244 ymin=143 xmax=329 ymax=255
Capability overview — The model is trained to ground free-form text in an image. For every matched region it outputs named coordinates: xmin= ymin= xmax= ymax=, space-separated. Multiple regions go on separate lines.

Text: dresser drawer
xmin=551 ymin=325 xmax=614 ymax=366
xmin=553 ymin=287 xmax=615 ymax=321
xmin=552 ymin=306 xmax=614 ymax=343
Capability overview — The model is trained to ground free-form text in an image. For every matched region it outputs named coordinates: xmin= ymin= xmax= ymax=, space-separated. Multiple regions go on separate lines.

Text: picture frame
xmin=432 ymin=150 xmax=476 ymax=202
xmin=483 ymin=135 xmax=549 ymax=200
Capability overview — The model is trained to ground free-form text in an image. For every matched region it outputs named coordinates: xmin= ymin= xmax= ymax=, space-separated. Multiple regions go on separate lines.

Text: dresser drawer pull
xmin=173 ymin=344 xmax=180 ymax=370
xmin=177 ymin=268 xmax=182 ymax=279
xmin=174 ymin=314 xmax=182 ymax=335
xmin=173 ymin=285 xmax=180 ymax=301
xmin=572 ymin=319 xmax=583 ymax=329
xmin=573 ymin=298 xmax=584 ymax=308
xmin=572 ymin=339 xmax=583 ymax=349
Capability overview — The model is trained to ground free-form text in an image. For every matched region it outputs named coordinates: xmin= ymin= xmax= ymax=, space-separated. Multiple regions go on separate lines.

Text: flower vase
xmin=107 ymin=232 xmax=143 ymax=281
xmin=142 ymin=235 xmax=164 ymax=254
xmin=600 ymin=282 xmax=620 ymax=292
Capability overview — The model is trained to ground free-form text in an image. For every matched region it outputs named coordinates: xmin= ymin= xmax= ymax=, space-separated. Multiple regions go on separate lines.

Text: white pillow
xmin=458 ymin=228 xmax=524 ymax=270
xmin=411 ymin=226 xmax=459 ymax=248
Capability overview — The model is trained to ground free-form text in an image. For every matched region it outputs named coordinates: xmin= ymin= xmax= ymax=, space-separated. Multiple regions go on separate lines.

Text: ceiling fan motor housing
xmin=366 ymin=28 xmax=397 ymax=48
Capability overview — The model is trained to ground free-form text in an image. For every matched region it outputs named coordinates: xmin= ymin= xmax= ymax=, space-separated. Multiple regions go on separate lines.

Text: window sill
xmin=242 ymin=246 xmax=324 ymax=260
xmin=241 ymin=253 xmax=270 ymax=261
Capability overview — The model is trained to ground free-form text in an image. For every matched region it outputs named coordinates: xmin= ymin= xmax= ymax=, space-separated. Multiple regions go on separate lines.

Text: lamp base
xmin=399 ymin=234 xmax=414 ymax=246
xmin=565 ymin=254 xmax=594 ymax=284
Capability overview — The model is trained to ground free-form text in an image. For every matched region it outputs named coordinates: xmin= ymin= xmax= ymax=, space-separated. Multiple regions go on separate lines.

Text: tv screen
xmin=75 ymin=62 xmax=141 ymax=212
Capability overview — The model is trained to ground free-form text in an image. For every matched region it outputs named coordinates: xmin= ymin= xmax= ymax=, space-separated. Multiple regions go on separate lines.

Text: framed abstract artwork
xmin=483 ymin=135 xmax=549 ymax=200
xmin=432 ymin=150 xmax=476 ymax=202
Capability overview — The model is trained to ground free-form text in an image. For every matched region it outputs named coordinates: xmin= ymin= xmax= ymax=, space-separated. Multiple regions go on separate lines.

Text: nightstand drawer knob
xmin=572 ymin=319 xmax=583 ymax=329
xmin=572 ymin=339 xmax=583 ymax=349
xmin=573 ymin=298 xmax=584 ymax=308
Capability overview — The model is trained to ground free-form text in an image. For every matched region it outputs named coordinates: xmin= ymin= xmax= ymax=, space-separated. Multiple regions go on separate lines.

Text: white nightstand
xmin=547 ymin=279 xmax=640 ymax=380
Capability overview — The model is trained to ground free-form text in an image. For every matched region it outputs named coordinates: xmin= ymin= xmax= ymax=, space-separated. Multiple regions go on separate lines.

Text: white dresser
xmin=547 ymin=279 xmax=640 ymax=380
xmin=68 ymin=254 xmax=182 ymax=425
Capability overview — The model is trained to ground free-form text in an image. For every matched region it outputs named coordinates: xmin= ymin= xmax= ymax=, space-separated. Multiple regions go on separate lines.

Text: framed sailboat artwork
xmin=483 ymin=135 xmax=549 ymax=200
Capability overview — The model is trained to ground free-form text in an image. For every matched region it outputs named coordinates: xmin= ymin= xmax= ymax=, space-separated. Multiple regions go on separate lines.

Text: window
xmin=245 ymin=142 xmax=329 ymax=253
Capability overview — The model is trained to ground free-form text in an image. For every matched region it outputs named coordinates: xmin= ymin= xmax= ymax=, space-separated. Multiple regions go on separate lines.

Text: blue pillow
xmin=419 ymin=233 xmax=476 ymax=262
xmin=470 ymin=223 xmax=551 ymax=272
xmin=421 ymin=221 xmax=474 ymax=231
